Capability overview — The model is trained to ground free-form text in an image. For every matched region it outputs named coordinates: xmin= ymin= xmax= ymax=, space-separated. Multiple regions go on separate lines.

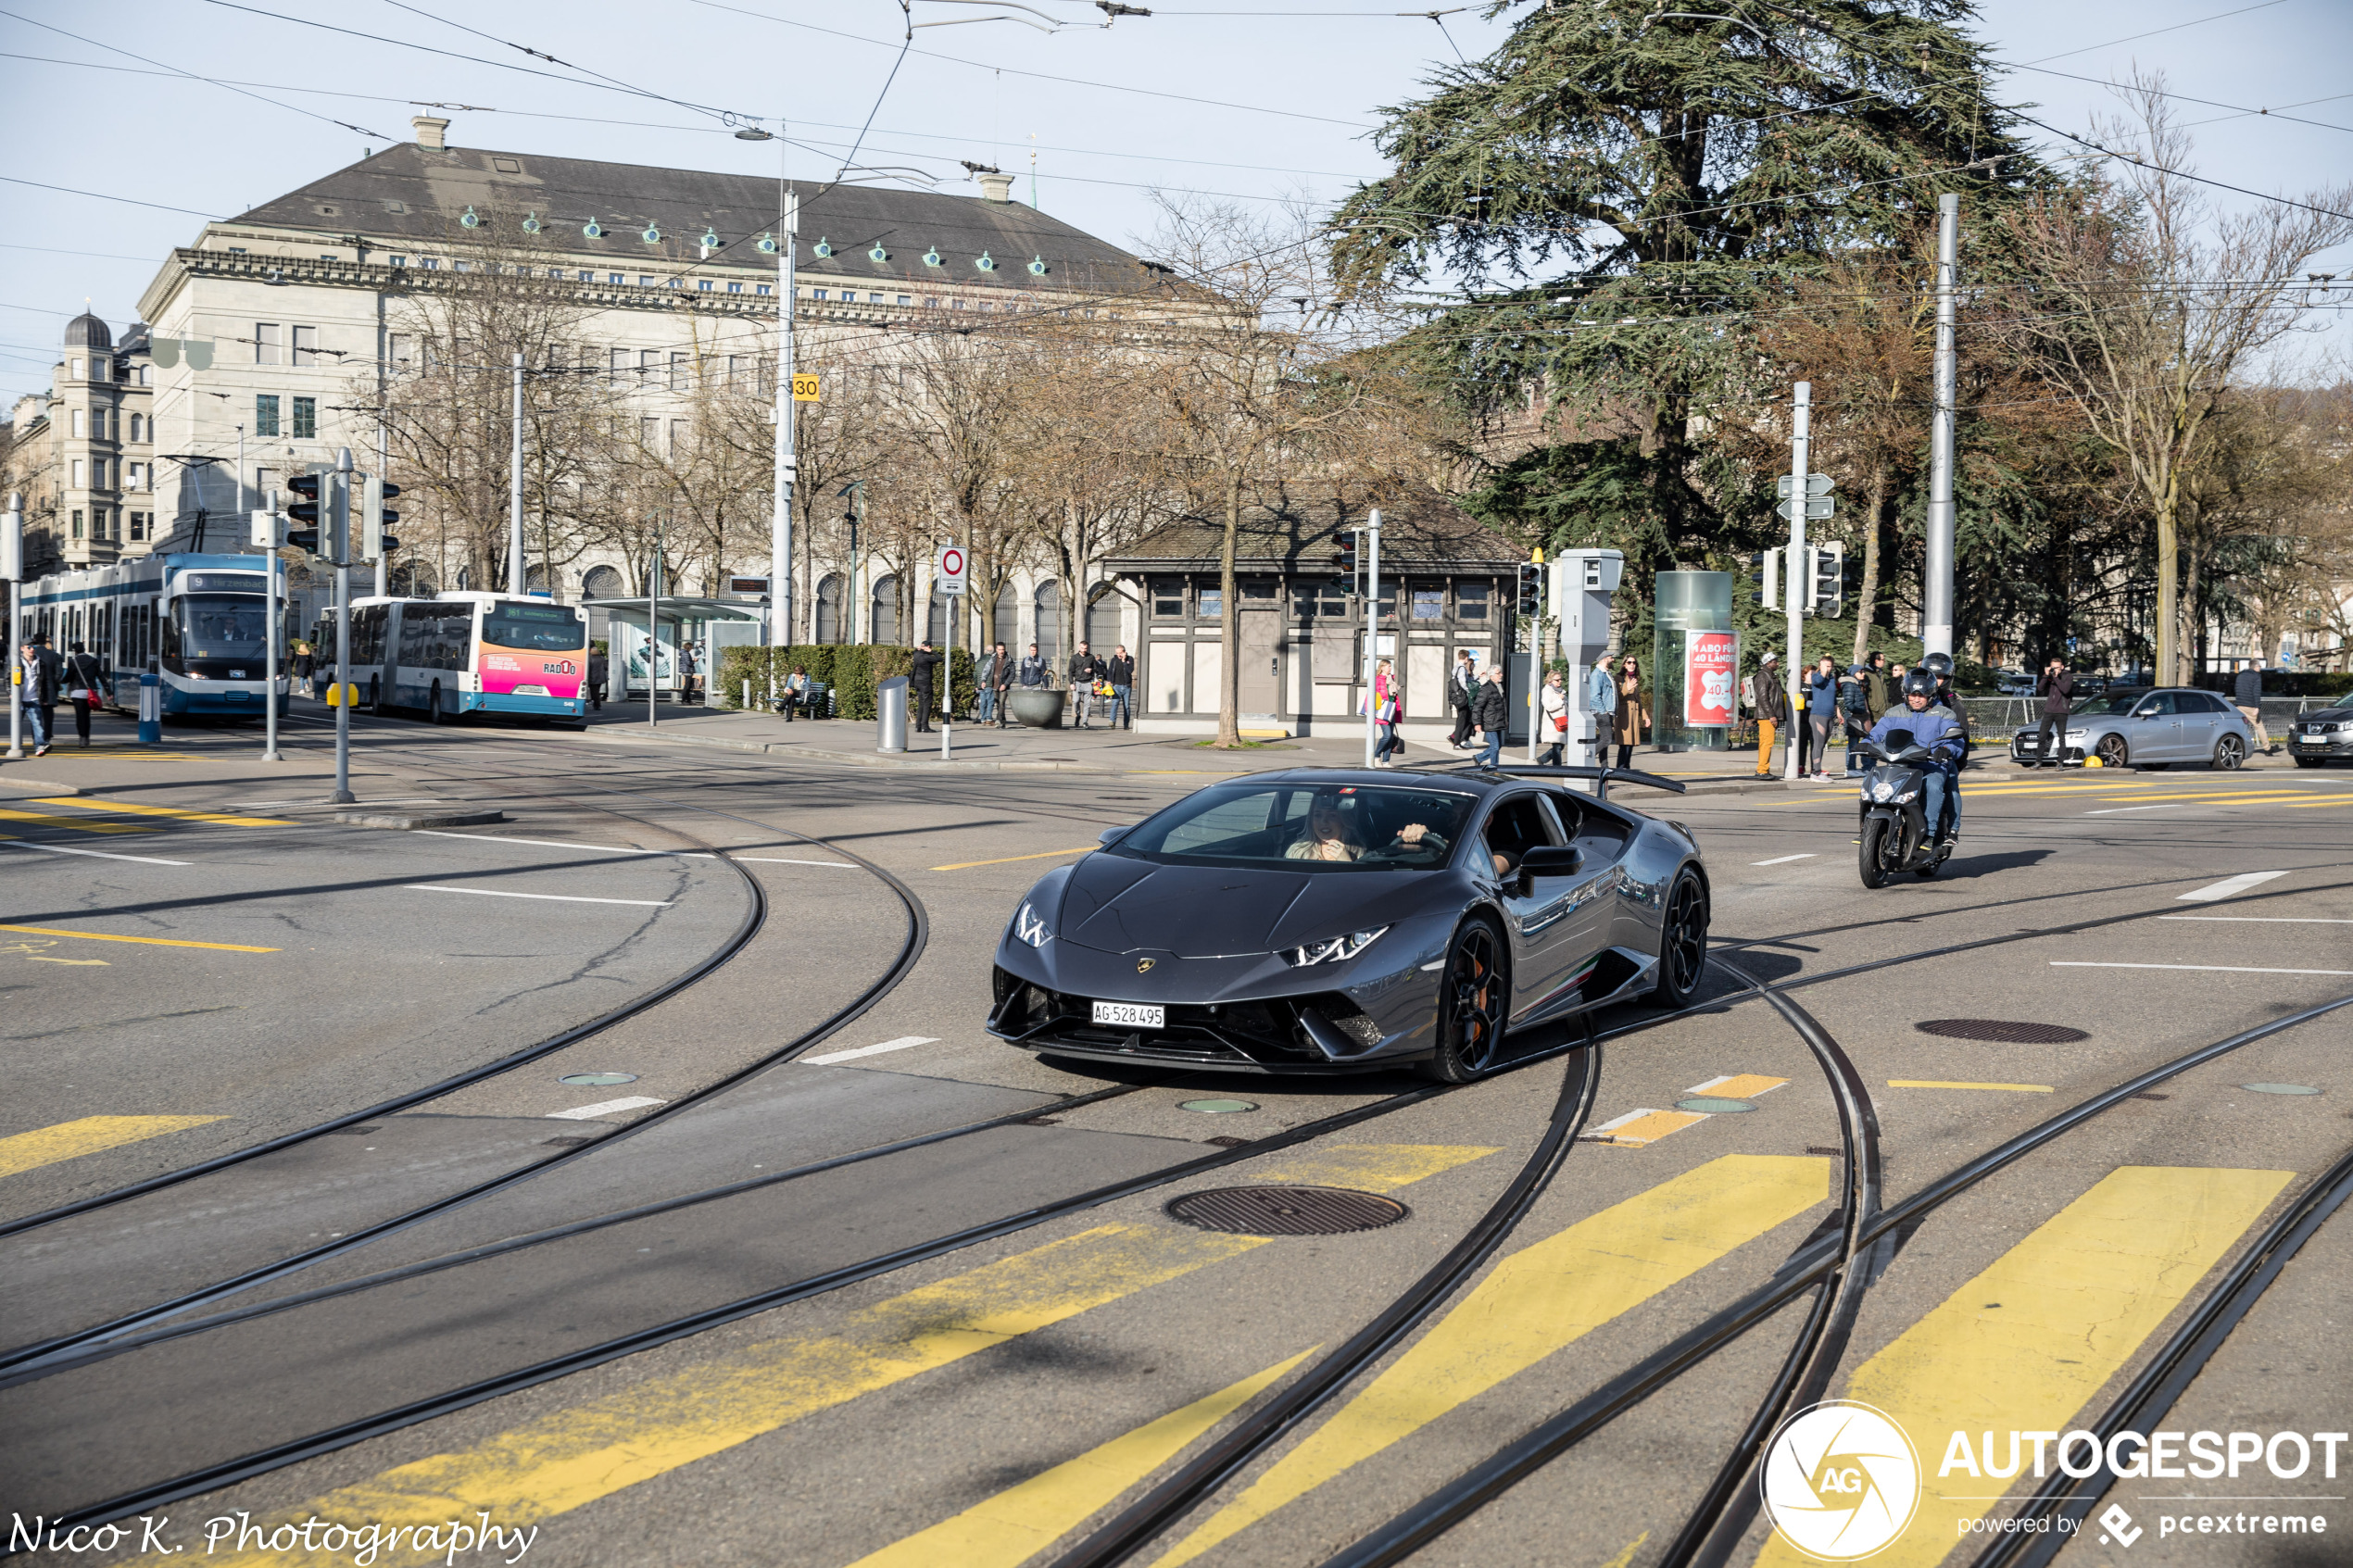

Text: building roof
xmin=65 ymin=311 xmax=111 ymax=351
xmin=1106 ymin=495 xmax=1528 ymax=575
xmin=226 ymin=141 xmax=1172 ymax=299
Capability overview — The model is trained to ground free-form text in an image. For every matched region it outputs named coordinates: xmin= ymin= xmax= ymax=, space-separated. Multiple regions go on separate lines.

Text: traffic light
xmin=1517 ymin=559 xmax=1545 ymax=612
xmin=1810 ymin=541 xmax=1846 ymax=618
xmin=1335 ymin=532 xmax=1358 ymax=589
xmin=362 ymin=475 xmax=402 ymax=560
xmin=1751 ymin=547 xmax=1783 ymax=610
xmin=284 ymin=472 xmax=323 ymax=555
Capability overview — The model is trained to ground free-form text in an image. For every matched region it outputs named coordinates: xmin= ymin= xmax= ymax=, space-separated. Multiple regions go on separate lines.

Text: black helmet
xmin=1901 ymin=668 xmax=1939 ymax=701
xmin=1921 ymin=651 xmax=1955 ymax=679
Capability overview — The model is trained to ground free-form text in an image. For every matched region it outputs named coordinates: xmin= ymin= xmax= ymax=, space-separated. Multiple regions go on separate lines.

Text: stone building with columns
xmin=4 ymin=312 xmax=160 ymax=578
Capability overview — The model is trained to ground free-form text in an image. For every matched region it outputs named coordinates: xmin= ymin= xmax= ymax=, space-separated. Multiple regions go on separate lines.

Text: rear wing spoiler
xmin=1441 ymin=762 xmax=1687 ymax=801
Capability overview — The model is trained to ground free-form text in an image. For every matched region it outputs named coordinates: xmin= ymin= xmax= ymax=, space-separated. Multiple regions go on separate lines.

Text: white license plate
xmin=1092 ymin=1001 xmax=1164 ymax=1030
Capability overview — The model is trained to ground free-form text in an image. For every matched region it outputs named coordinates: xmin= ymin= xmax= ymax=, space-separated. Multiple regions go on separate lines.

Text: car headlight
xmin=1284 ymin=926 xmax=1388 ymax=967
xmin=2064 ymin=730 xmax=2087 ymax=742
xmin=1013 ymin=902 xmax=1051 ymax=948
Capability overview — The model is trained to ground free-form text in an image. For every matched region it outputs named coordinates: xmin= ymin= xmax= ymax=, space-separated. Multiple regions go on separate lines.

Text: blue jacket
xmin=1586 ymin=665 xmax=1617 ymax=717
xmin=1805 ymin=670 xmax=1838 ymax=717
xmin=1869 ymin=703 xmax=1965 ymax=766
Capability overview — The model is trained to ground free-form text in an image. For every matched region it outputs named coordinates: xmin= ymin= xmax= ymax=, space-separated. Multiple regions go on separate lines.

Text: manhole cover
xmin=560 ymin=1072 xmax=638 ymax=1086
xmin=1676 ymin=1097 xmax=1755 ymax=1113
xmin=1915 ymin=1020 xmax=2090 ymax=1045
xmin=1165 ymin=1185 xmax=1408 ymax=1236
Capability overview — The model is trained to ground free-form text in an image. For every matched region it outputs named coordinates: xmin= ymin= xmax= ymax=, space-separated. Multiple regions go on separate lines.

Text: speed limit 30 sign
xmin=937 ymin=545 xmax=967 ymax=596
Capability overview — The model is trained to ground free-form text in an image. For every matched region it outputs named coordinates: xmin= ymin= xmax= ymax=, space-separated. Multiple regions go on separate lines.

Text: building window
xmin=127 ymin=462 xmax=143 ymax=490
xmin=421 ymin=257 xmax=440 ymax=270
xmin=609 ymin=347 xmax=629 ymax=387
xmin=669 ymin=351 xmax=687 ymax=391
xmin=897 ymin=295 xmax=912 ymax=306
xmin=71 ymin=509 xmax=83 ymax=538
xmin=698 ymin=279 xmax=713 ymax=291
xmin=293 ymin=325 xmax=319 ymax=366
xmin=755 ymin=283 xmax=771 ymax=295
xmin=255 ymin=322 xmax=282 ymax=364
xmin=389 ymin=332 xmax=413 ymax=370
xmin=1411 ymin=588 xmax=1444 ymax=621
xmin=131 ymin=511 xmax=145 ymax=541
xmin=639 ymin=275 xmax=656 ymax=288
xmin=1454 ymin=583 xmax=1490 ymax=622
xmin=389 ymin=255 xmax=408 ymax=267
xmin=1150 ymin=580 xmax=1185 ymax=619
xmin=640 ymin=416 xmax=661 ymax=451
xmin=609 ymin=272 xmax=625 ymax=285
xmin=578 ymin=270 xmax=594 ymax=282
xmin=670 ymin=419 xmax=688 ymax=451
xmin=71 ymin=408 xmax=87 ymax=438
xmin=70 ymin=357 xmax=85 ymax=379
xmin=725 ymin=354 xmax=744 ymax=388
xmin=256 ymin=394 xmax=280 ymax=437
xmin=138 ymin=365 xmax=150 ymax=385
xmin=72 ymin=458 xmax=87 ymax=488
xmin=638 ymin=349 xmax=659 ymax=383
xmin=1196 ymin=585 xmax=1223 ymax=622
xmin=129 ymin=413 xmax=143 ymax=442
xmin=291 ymin=396 xmax=317 ymax=439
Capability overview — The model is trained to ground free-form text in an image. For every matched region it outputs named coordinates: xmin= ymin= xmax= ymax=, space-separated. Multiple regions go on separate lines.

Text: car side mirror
xmin=1097 ymin=826 xmax=1127 ymax=847
xmin=1516 ymin=845 xmax=1583 ymax=894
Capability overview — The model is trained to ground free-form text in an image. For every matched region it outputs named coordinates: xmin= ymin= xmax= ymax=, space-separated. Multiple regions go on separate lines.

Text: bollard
xmin=742 ymin=677 xmax=751 ymax=711
xmin=138 ymin=670 xmax=160 ymax=743
xmin=876 ymin=676 xmax=908 ymax=753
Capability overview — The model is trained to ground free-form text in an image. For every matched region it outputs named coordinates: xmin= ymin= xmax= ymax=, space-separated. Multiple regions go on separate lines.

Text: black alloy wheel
xmin=1859 ymin=816 xmax=1894 ymax=889
xmin=1420 ymin=917 xmax=1509 ymax=1083
xmin=1647 ymin=869 xmax=1709 ymax=1007
xmin=2213 ymin=734 xmax=2246 ymax=771
xmin=2094 ymin=733 xmax=2129 ymax=770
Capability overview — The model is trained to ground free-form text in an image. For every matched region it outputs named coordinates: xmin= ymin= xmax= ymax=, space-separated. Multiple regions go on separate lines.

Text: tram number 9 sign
xmin=1683 ymin=629 xmax=1736 ymax=727
xmin=937 ymin=546 xmax=967 ymax=597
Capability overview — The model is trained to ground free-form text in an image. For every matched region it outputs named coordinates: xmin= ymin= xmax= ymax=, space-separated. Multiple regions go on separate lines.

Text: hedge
xmin=713 ymin=644 xmax=977 ymax=720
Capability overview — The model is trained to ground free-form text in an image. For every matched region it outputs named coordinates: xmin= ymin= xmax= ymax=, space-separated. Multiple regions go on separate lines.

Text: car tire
xmin=1419 ymin=915 xmax=1509 ymax=1083
xmin=2094 ymin=734 xmax=2129 ymax=770
xmin=1646 ymin=868 xmax=1710 ymax=1008
xmin=2212 ymin=734 xmax=2246 ymax=771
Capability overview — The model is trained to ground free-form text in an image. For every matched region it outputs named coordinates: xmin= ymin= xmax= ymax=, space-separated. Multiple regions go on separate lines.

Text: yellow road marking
xmin=1601 ymin=1534 xmax=1652 ymax=1568
xmin=1248 ymin=1142 xmax=1498 ymax=1193
xmin=0 ymin=1115 xmax=226 ymax=1179
xmin=930 ymin=846 xmax=1099 ymax=872
xmin=0 ymin=923 xmax=280 ymax=953
xmin=1586 ymin=1108 xmax=1710 ymax=1146
xmin=2090 ymin=790 xmax=2318 ymax=805
xmin=2278 ymin=797 xmax=2353 ymax=808
xmin=1690 ymin=1073 xmax=1790 ymax=1099
xmin=1158 ymin=1154 xmax=1830 ymax=1565
xmin=0 ymin=807 xmax=155 ymax=835
xmin=145 ymin=1146 xmax=1483 ymax=1565
xmin=848 ymin=1349 xmax=1317 ymax=1568
xmin=32 ymin=794 xmax=293 ymax=827
xmin=1754 ymin=1165 xmax=2292 ymax=1568
xmin=1887 ymin=1079 xmax=2054 ymax=1093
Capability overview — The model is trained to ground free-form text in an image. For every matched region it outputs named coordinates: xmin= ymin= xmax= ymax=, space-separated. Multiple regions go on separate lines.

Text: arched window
xmin=581 ymin=565 xmax=624 ymax=600
xmin=1034 ymin=581 xmax=1063 ymax=668
xmin=1087 ymin=587 xmax=1122 ymax=653
xmin=870 ymin=574 xmax=900 ymax=646
xmin=814 ymin=572 xmax=844 ymax=644
xmin=926 ymin=586 xmax=950 ymax=646
xmin=523 ymin=564 xmax=553 ymax=596
xmin=991 ymin=582 xmax=1019 ymax=650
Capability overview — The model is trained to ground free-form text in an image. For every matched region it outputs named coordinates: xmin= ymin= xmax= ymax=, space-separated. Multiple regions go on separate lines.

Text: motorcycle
xmin=1853 ymin=729 xmax=1955 ymax=886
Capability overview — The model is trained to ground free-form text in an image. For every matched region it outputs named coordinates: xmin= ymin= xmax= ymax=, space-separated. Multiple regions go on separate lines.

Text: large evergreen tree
xmin=1333 ymin=0 xmax=2030 ymax=561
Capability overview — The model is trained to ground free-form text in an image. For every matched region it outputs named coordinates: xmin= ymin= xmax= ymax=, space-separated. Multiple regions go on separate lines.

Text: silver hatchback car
xmin=2010 ymin=687 xmax=2257 ymax=770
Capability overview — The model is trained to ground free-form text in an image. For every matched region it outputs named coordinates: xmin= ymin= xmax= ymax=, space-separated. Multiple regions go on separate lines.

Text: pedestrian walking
xmin=19 ymin=634 xmax=60 ymax=756
xmin=1586 ymin=653 xmax=1617 ymax=766
xmin=2232 ymin=665 xmax=2271 ymax=752
xmin=1840 ymin=663 xmax=1872 ymax=772
xmin=64 ymin=641 xmax=105 ymax=746
xmin=1370 ymin=658 xmax=1404 ymax=764
xmin=2032 ymin=657 xmax=2074 ymax=766
xmin=1804 ymin=655 xmax=1838 ymax=778
xmin=1537 ymin=669 xmax=1568 ymax=766
xmin=909 ymin=640 xmax=943 ymax=733
xmin=1613 ymin=658 xmax=1649 ymax=770
xmin=1017 ymin=643 xmax=1048 ymax=693
xmin=1448 ymin=649 xmax=1478 ymax=748
xmin=1471 ymin=664 xmax=1509 ymax=769
xmin=1751 ymin=650 xmax=1788 ymax=777
xmin=1067 ymin=641 xmax=1102 ymax=728
xmin=586 ymin=645 xmax=609 ymax=711
xmin=990 ymin=642 xmax=1015 ymax=727
xmin=679 ymin=643 xmax=701 ymax=704
xmin=1106 ymin=646 xmax=1135 ymax=730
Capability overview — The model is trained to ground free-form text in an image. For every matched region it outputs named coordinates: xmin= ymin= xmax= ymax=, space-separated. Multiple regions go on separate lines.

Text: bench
xmin=774 ymin=681 xmax=832 ymax=719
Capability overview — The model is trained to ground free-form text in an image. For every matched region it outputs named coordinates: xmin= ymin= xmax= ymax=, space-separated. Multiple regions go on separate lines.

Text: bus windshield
xmin=482 ymin=603 xmax=585 ymax=652
xmin=178 ymin=595 xmax=267 ymax=659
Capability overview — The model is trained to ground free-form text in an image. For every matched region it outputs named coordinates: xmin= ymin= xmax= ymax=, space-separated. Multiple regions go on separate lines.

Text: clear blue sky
xmin=4 ymin=0 xmax=2347 ymax=408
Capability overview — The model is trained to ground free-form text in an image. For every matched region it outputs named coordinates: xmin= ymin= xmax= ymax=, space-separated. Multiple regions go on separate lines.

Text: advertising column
xmin=1653 ymin=571 xmax=1735 ymax=752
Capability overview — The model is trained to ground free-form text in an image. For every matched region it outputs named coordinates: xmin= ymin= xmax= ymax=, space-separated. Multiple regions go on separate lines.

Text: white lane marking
xmin=2051 ymin=961 xmax=2353 ymax=977
xmin=1750 ymin=854 xmax=1817 ymax=866
xmin=405 ymin=884 xmax=673 ymax=907
xmin=805 ymin=1035 xmax=940 ymax=1065
xmin=0 ymin=840 xmax=191 ymax=867
xmin=547 ymin=1095 xmax=667 ymax=1120
xmin=736 ymin=857 xmax=858 ymax=868
xmin=417 ymin=830 xmax=713 ymax=858
xmin=2177 ymin=871 xmax=2290 ymax=902
xmin=2158 ymin=915 xmax=2353 ymax=924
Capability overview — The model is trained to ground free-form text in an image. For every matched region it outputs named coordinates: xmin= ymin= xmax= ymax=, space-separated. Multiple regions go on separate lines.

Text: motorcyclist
xmin=1919 ymin=651 xmax=1969 ymax=841
xmin=1869 ymin=669 xmax=1966 ymax=849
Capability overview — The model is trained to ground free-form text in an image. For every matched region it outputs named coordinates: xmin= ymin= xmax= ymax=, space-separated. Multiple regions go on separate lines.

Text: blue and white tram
xmin=19 ymin=553 xmax=290 ymax=718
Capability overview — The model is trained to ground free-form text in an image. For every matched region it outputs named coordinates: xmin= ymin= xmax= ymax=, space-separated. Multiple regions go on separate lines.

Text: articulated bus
xmin=333 ymin=592 xmax=588 ymax=724
xmin=19 ymin=553 xmax=290 ymax=718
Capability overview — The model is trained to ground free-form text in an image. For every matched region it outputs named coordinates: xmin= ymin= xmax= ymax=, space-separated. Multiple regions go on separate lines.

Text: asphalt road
xmin=2 ymin=707 xmax=2348 ymax=1568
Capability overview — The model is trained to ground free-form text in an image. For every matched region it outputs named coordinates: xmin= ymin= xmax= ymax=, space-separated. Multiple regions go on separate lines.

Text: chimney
xmin=975 ymin=170 xmax=1015 ymax=204
xmin=412 ymin=115 xmax=450 ymax=150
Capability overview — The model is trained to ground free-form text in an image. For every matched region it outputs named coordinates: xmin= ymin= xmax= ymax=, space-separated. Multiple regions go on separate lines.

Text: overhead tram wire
xmin=375 ymin=0 xmax=742 ymax=130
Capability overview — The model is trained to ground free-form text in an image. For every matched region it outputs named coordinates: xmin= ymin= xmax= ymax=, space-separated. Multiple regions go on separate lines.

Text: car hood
xmin=1054 ymin=853 xmax=1442 ymax=959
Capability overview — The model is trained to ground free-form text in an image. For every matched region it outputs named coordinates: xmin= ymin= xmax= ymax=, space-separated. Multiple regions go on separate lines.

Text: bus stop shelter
xmin=587 ymin=597 xmax=766 ymax=698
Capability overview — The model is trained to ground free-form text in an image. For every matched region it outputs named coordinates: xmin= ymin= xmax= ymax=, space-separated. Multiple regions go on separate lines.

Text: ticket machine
xmin=1548 ymin=549 xmax=1624 ymax=767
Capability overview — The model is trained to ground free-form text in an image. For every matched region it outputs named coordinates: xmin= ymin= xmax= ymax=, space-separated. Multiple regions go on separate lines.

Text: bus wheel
xmin=428 ymin=682 xmax=447 ymax=725
xmin=370 ymin=677 xmax=384 ymax=716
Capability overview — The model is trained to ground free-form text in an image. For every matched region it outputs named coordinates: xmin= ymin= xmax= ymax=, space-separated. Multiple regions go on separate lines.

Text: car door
xmin=2128 ymin=691 xmax=2180 ymax=759
xmin=1480 ymin=792 xmax=1579 ymax=1022
xmin=2176 ymin=691 xmax=2221 ymax=761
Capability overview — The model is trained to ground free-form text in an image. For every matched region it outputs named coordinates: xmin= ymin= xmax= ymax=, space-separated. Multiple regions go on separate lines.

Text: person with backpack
xmin=63 ymin=641 xmax=106 ymax=746
xmin=19 ymin=634 xmax=60 ymax=756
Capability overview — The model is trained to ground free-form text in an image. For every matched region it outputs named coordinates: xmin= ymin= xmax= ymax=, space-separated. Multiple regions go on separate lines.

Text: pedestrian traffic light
xmin=1335 ymin=532 xmax=1358 ymax=588
xmin=284 ymin=473 xmax=323 ymax=554
xmin=361 ymin=475 xmax=402 ymax=561
xmin=1810 ymin=541 xmax=1846 ymax=618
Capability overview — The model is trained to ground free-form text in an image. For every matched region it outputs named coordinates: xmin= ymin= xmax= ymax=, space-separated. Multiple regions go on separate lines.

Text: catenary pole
xmin=331 ymin=446 xmax=354 ymax=804
xmin=1922 ymin=191 xmax=1958 ymax=663
xmin=773 ymin=189 xmax=799 ymax=653
xmin=5 ymin=493 xmax=21 ymax=759
xmin=1784 ymin=382 xmax=1811 ymax=783
xmin=508 ymin=351 xmax=526 ymax=596
xmin=1362 ymin=508 xmax=1381 ymax=767
xmin=649 ymin=515 xmax=663 ymax=733
xmin=1527 ymin=549 xmax=1543 ymax=763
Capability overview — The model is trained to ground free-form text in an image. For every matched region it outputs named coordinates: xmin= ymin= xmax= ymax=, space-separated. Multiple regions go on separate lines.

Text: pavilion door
xmin=1239 ymin=609 xmax=1280 ymax=713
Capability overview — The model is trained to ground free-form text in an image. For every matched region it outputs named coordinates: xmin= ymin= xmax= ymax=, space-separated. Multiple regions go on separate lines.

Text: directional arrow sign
xmin=1776 ymin=496 xmax=1836 ymax=521
xmin=1776 ymin=473 xmax=1836 ymax=498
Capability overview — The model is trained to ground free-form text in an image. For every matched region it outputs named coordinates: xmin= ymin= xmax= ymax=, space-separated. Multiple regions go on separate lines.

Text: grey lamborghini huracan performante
xmin=987 ymin=767 xmax=1710 ymax=1080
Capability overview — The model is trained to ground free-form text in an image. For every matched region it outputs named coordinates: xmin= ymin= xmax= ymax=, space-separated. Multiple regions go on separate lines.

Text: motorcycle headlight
xmin=1869 ymin=780 xmax=1894 ymax=802
xmin=1013 ymin=901 xmax=1051 ymax=948
xmin=1894 ymin=789 xmax=1919 ymax=804
xmin=1284 ymin=926 xmax=1389 ymax=967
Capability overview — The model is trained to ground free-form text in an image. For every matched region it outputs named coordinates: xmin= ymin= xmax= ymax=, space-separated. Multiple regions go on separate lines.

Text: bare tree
xmin=886 ymin=330 xmax=1036 ymax=650
xmin=2006 ymin=78 xmax=2353 ymax=682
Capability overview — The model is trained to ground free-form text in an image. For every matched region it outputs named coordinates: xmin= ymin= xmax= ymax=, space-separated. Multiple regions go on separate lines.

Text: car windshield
xmin=1115 ymin=783 xmax=1475 ymax=872
xmin=177 ymin=594 xmax=266 ymax=659
xmin=482 ymin=603 xmax=586 ymax=651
